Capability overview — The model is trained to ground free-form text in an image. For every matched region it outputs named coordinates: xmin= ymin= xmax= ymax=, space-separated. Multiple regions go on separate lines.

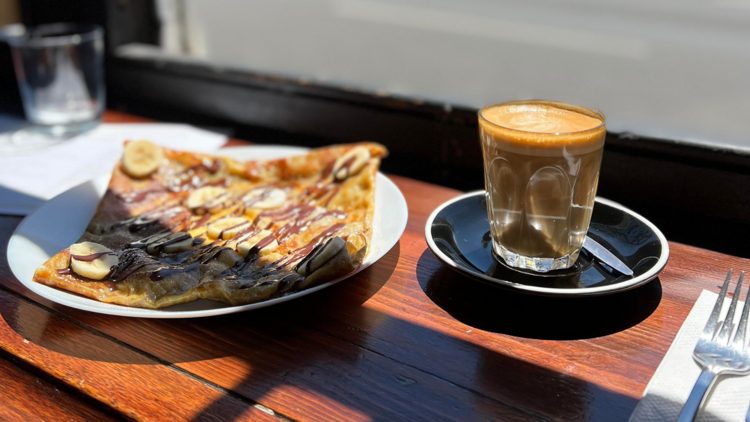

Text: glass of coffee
xmin=478 ymin=100 xmax=605 ymax=273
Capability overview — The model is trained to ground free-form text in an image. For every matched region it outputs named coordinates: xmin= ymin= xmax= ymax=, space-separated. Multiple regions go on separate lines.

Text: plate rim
xmin=424 ymin=190 xmax=670 ymax=297
xmin=7 ymin=145 xmax=407 ymax=318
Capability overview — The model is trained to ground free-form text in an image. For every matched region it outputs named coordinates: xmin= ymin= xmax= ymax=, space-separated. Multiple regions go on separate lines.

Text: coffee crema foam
xmin=483 ymin=104 xmax=602 ymax=134
xmin=479 ymin=102 xmax=605 ymax=154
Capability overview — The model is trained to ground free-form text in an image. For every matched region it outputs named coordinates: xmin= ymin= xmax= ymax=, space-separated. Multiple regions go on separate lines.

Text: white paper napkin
xmin=629 ymin=289 xmax=750 ymax=422
xmin=0 ymin=123 xmax=227 ymax=215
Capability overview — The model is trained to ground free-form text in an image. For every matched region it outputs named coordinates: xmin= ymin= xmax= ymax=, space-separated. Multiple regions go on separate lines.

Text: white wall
xmin=182 ymin=0 xmax=750 ymax=150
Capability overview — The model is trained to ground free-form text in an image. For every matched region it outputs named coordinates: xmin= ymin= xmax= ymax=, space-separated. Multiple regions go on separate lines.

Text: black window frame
xmin=9 ymin=0 xmax=750 ymax=257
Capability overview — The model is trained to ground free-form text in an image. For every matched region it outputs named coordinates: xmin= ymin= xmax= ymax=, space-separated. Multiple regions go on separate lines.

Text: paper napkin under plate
xmin=629 ymin=289 xmax=750 ymax=422
xmin=0 ymin=123 xmax=227 ymax=216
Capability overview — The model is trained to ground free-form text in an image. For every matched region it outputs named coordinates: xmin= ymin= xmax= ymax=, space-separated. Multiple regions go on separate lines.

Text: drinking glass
xmin=5 ymin=23 xmax=104 ymax=140
xmin=478 ymin=100 xmax=606 ymax=273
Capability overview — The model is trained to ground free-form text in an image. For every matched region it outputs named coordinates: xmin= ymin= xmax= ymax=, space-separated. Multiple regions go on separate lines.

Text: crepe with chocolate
xmin=32 ymin=141 xmax=386 ymax=309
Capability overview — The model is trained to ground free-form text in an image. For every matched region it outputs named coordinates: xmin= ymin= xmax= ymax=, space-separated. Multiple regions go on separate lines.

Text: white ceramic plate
xmin=7 ymin=146 xmax=407 ymax=318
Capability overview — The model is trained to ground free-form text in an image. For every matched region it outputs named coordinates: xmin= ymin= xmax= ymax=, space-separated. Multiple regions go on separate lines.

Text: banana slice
xmin=122 ymin=140 xmax=164 ymax=178
xmin=69 ymin=242 xmax=118 ymax=280
xmin=163 ymin=235 xmax=194 ymax=253
xmin=332 ymin=146 xmax=370 ymax=181
xmin=242 ymin=188 xmax=286 ymax=209
xmin=296 ymin=237 xmax=346 ymax=276
xmin=237 ymin=230 xmax=278 ymax=257
xmin=207 ymin=217 xmax=250 ymax=240
xmin=186 ymin=186 xmax=228 ymax=213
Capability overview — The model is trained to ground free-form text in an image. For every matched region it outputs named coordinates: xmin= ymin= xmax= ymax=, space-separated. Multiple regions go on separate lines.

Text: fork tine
xmin=718 ymin=271 xmax=743 ymax=344
xmin=733 ymin=273 xmax=750 ymax=349
xmin=703 ymin=269 xmax=733 ymax=338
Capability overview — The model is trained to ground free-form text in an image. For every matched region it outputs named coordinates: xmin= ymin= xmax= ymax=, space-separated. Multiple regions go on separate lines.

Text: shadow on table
xmin=416 ymin=249 xmax=662 ymax=340
xmin=629 ymin=393 xmax=725 ymax=421
xmin=1 ymin=241 xmax=644 ymax=421
xmin=1 ymin=242 xmax=398 ymax=363
xmin=179 ymin=244 xmax=639 ymax=422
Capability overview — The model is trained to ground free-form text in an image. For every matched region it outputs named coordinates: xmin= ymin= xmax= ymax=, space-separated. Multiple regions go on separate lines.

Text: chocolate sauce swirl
xmin=190 ymin=213 xmax=212 ymax=230
xmin=130 ymin=232 xmax=192 ymax=253
xmin=149 ymin=262 xmax=200 ymax=281
xmin=333 ymin=156 xmax=357 ymax=181
xmin=293 ymin=223 xmax=346 ymax=258
xmin=238 ymin=235 xmax=278 ymax=265
xmin=242 ymin=187 xmax=276 ymax=208
xmin=110 ymin=203 xmax=187 ymax=233
xmin=191 ymin=159 xmax=221 ymax=174
xmin=70 ymin=251 xmax=114 ymax=262
xmin=277 ymin=209 xmax=346 ymax=244
xmin=85 ymin=156 xmax=362 ymax=295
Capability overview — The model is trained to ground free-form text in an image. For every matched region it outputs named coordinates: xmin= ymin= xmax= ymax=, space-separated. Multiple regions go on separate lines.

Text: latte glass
xmin=478 ymin=100 xmax=605 ymax=273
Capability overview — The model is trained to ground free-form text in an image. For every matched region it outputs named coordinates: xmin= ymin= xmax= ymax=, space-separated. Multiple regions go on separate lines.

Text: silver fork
xmin=678 ymin=269 xmax=750 ymax=422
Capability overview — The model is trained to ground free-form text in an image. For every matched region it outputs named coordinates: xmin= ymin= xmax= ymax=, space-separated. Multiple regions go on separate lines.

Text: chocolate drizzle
xmin=303 ymin=161 xmax=334 ymax=198
xmin=232 ymin=228 xmax=261 ymax=245
xmin=56 ymin=268 xmax=72 ymax=275
xmin=303 ymin=163 xmax=351 ymax=204
xmin=169 ymin=176 xmax=201 ymax=192
xmin=243 ymin=234 xmax=277 ymax=262
xmin=130 ymin=232 xmax=192 ymax=253
xmin=276 ymin=274 xmax=300 ymax=294
xmin=294 ymin=241 xmax=325 ymax=273
xmin=195 ymin=192 xmax=230 ymax=214
xmin=110 ymin=250 xmax=153 ymax=282
xmin=256 ymin=204 xmax=314 ymax=221
xmin=191 ymin=159 xmax=221 ymax=174
xmin=196 ymin=244 xmax=230 ymax=264
xmin=105 ymin=219 xmax=345 ymax=293
xmin=333 ymin=156 xmax=357 ymax=181
xmin=292 ymin=223 xmax=346 ymax=258
xmin=76 ymin=152 xmax=364 ymax=297
xmin=70 ymin=252 xmax=114 ymax=262
xmin=321 ymin=160 xmax=335 ymax=178
xmin=322 ymin=185 xmax=341 ymax=206
xmin=277 ymin=209 xmax=346 ymax=244
xmin=204 ymin=178 xmax=229 ymax=187
xmin=305 ymin=183 xmax=332 ymax=202
xmin=242 ymin=188 xmax=275 ymax=207
xmin=218 ymin=221 xmax=250 ymax=240
xmin=170 ymin=176 xmax=227 ymax=192
xmin=150 ymin=262 xmax=200 ymax=281
xmin=190 ymin=213 xmax=212 ymax=230
xmin=110 ymin=203 xmax=187 ymax=233
xmin=166 ymin=157 xmax=225 ymax=192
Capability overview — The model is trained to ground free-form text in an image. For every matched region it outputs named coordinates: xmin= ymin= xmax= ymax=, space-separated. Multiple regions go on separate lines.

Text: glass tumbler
xmin=478 ymin=100 xmax=606 ymax=273
xmin=6 ymin=23 xmax=104 ymax=136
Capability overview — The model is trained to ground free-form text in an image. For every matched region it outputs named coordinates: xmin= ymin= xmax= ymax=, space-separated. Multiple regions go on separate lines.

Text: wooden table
xmin=0 ymin=111 xmax=747 ymax=421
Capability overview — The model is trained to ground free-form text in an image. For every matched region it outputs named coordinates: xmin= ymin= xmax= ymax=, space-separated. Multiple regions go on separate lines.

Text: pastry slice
xmin=32 ymin=141 xmax=387 ymax=309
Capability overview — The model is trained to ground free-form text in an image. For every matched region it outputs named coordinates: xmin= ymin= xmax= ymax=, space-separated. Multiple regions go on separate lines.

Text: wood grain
xmin=0 ymin=284 xmax=278 ymax=421
xmin=103 ymin=110 xmax=154 ymax=123
xmin=0 ymin=239 xmax=536 ymax=421
xmin=3 ymin=180 xmax=746 ymax=421
xmin=1 ymin=110 xmax=748 ymax=421
xmin=0 ymin=353 xmax=122 ymax=422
